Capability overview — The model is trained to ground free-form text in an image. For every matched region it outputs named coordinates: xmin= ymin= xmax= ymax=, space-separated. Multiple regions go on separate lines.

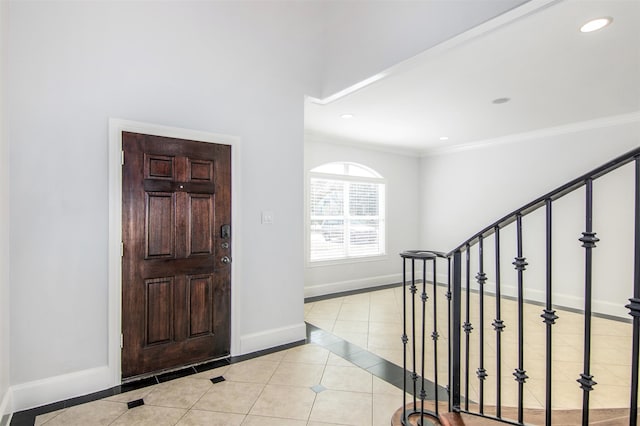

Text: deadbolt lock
xmin=221 ymin=224 xmax=231 ymax=239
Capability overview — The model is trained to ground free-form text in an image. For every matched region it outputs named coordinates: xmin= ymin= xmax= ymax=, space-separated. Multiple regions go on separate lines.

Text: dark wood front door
xmin=121 ymin=131 xmax=231 ymax=379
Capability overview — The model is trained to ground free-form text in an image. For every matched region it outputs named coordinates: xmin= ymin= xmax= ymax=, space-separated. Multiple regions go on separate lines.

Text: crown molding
xmin=422 ymin=111 xmax=640 ymax=158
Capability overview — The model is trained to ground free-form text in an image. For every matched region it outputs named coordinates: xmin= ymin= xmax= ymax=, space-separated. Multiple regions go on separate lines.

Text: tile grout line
xmin=241 ymin=348 xmax=285 ymax=422
xmin=106 ymin=401 xmax=130 ymax=426
xmin=173 ymin=372 xmax=221 ymax=426
xmin=305 ymin=351 xmax=329 ymax=425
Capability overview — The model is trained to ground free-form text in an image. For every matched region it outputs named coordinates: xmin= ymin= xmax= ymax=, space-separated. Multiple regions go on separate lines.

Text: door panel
xmin=145 ymin=277 xmax=174 ymax=345
xmin=146 ymin=154 xmax=175 ymax=180
xmin=122 ymin=131 xmax=231 ymax=379
xmin=188 ymin=274 xmax=213 ymax=337
xmin=189 ymin=159 xmax=213 ymax=182
xmin=188 ymin=194 xmax=213 ymax=256
xmin=145 ymin=192 xmax=176 ymax=259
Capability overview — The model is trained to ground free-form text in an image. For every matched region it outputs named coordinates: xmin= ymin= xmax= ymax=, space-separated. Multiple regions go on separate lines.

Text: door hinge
xmin=120 ymin=334 xmax=123 ymax=349
xmin=121 ymin=150 xmax=125 ymax=166
xmin=121 ymin=241 xmax=124 ymax=257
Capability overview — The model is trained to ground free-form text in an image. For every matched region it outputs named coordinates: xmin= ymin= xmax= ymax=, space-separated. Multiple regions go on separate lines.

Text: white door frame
xmin=108 ymin=118 xmax=242 ymax=386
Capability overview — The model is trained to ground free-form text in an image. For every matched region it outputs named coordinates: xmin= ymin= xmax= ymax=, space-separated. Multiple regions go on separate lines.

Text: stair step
xmin=392 ymin=402 xmax=634 ymax=426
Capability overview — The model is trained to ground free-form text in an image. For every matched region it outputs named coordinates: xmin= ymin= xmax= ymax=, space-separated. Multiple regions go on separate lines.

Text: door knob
xmin=221 ymin=256 xmax=231 ymax=264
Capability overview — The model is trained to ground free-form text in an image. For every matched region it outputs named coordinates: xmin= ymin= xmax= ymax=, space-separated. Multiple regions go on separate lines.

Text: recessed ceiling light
xmin=439 ymin=136 xmax=449 ymax=141
xmin=341 ymin=114 xmax=354 ymax=119
xmin=492 ymin=97 xmax=511 ymax=104
xmin=580 ymin=17 xmax=613 ymax=33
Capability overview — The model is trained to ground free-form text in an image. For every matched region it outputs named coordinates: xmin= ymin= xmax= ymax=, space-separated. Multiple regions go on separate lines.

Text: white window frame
xmin=306 ymin=162 xmax=387 ymax=266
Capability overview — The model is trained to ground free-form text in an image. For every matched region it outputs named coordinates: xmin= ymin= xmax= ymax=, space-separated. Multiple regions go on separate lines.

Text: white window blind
xmin=309 ymin=163 xmax=385 ymax=262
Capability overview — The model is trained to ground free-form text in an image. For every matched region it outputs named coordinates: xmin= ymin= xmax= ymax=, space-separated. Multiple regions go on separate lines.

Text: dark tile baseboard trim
xmin=304 ymin=282 xmax=403 ymax=304
xmin=9 ymin=340 xmax=306 ymax=426
xmin=10 ymin=321 xmax=441 ymax=426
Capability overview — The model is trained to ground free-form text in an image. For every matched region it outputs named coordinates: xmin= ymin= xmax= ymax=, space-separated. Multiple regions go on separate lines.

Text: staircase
xmin=396 ymin=147 xmax=640 ymax=426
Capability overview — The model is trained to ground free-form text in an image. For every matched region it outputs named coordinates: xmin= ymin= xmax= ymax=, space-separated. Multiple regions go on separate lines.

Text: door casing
xmin=108 ymin=118 xmax=242 ymax=386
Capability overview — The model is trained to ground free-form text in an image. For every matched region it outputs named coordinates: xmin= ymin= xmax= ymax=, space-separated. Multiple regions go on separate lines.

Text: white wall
xmin=7 ymin=0 xmax=325 ymax=406
xmin=0 ymin=0 xmax=11 ymax=422
xmin=304 ymin=138 xmax=420 ymax=297
xmin=420 ymin=117 xmax=640 ymax=317
xmin=3 ymin=0 xmax=539 ymax=412
xmin=320 ymin=0 xmax=528 ymax=98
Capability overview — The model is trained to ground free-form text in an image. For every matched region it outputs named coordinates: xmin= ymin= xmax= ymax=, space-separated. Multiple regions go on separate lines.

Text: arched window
xmin=308 ymin=162 xmax=386 ymax=262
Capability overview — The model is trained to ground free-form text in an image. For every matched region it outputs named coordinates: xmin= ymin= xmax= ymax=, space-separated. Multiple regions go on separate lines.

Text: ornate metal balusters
xmin=402 ymin=255 xmax=408 ymax=420
xmin=476 ymin=236 xmax=488 ymax=414
xmin=628 ymin=157 xmax=640 ymax=426
xmin=493 ymin=226 xmax=505 ymax=419
xmin=541 ymin=199 xmax=558 ymax=426
xmin=513 ymin=214 xmax=528 ymax=424
xmin=399 ymin=250 xmax=438 ymax=425
xmin=578 ymin=179 xmax=598 ymax=426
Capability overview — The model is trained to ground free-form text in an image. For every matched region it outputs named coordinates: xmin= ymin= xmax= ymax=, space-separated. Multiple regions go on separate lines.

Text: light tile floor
xmin=30 ymin=284 xmax=636 ymax=426
xmin=305 ymin=285 xmax=637 ymax=420
xmin=34 ymin=345 xmax=408 ymax=426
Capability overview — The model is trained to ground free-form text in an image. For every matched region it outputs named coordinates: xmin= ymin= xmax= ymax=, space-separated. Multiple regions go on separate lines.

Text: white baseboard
xmin=0 ymin=388 xmax=12 ymax=426
xmin=304 ymin=273 xmax=402 ymax=298
xmin=239 ymin=322 xmax=306 ymax=355
xmin=524 ymin=287 xmax=629 ymax=319
xmin=435 ymin=272 xmax=448 ymax=287
xmin=436 ymin=272 xmax=628 ymax=319
xmin=11 ymin=366 xmax=113 ymax=412
xmin=10 ymin=323 xmax=306 ymax=412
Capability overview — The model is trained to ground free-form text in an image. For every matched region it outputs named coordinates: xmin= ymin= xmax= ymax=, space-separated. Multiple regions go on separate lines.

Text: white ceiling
xmin=304 ymin=0 xmax=640 ymax=156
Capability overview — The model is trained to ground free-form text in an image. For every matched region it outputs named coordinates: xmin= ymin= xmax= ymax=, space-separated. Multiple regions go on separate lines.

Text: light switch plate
xmin=261 ymin=211 xmax=274 ymax=224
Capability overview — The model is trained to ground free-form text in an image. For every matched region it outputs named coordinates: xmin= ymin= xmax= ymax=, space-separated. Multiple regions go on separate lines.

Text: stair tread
xmin=393 ymin=403 xmax=633 ymax=426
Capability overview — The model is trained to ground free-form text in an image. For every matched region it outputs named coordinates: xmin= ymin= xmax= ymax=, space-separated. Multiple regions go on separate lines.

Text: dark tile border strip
xmin=305 ymin=322 xmax=449 ymax=401
xmin=10 ymin=320 xmax=448 ymax=426
xmin=304 ymin=282 xmax=402 ymax=303
xmin=10 ymin=319 xmax=438 ymax=425
xmin=10 ymin=340 xmax=305 ymax=426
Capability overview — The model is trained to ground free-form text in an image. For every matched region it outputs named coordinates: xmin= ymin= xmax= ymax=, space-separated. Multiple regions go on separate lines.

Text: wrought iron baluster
xmin=578 ymin=179 xmax=598 ymax=426
xmin=411 ymin=258 xmax=418 ymax=410
xmin=402 ymin=256 xmax=408 ymax=423
xmin=513 ymin=214 xmax=528 ymax=424
xmin=452 ymin=251 xmax=462 ymax=412
xmin=628 ymin=157 xmax=640 ymax=426
xmin=493 ymin=226 xmax=504 ymax=419
xmin=420 ymin=258 xmax=428 ymax=426
xmin=432 ymin=259 xmax=440 ymax=416
xmin=464 ymin=245 xmax=472 ymax=411
xmin=541 ymin=199 xmax=558 ymax=426
xmin=447 ymin=257 xmax=453 ymax=413
xmin=477 ymin=236 xmax=487 ymax=414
